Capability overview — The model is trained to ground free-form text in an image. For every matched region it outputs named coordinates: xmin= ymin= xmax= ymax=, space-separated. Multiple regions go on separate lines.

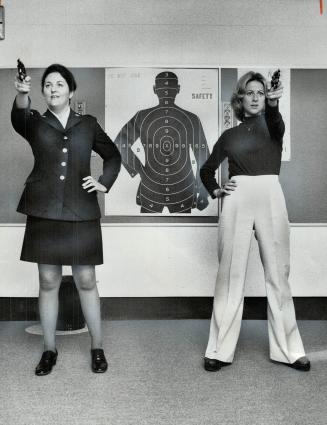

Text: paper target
xmin=105 ymin=68 xmax=219 ymax=216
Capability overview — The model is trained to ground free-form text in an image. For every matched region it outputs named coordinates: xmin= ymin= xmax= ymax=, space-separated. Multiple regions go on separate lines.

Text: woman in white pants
xmin=200 ymin=71 xmax=310 ymax=372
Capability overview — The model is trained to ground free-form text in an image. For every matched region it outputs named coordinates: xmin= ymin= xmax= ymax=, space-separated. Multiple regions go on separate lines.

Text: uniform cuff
xmin=98 ymin=176 xmax=109 ymax=193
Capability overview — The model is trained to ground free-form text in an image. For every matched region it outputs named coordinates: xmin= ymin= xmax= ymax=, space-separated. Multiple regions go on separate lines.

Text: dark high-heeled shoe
xmin=91 ymin=348 xmax=108 ymax=373
xmin=272 ymin=356 xmax=311 ymax=372
xmin=286 ymin=356 xmax=311 ymax=372
xmin=35 ymin=350 xmax=58 ymax=376
xmin=204 ymin=357 xmax=231 ymax=372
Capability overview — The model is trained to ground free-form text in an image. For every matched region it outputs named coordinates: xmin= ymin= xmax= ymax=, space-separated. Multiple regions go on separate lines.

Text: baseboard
xmin=0 ymin=297 xmax=327 ymax=321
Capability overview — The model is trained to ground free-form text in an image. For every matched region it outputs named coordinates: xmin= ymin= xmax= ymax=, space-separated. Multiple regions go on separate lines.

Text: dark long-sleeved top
xmin=200 ymin=103 xmax=285 ymax=198
xmin=11 ymin=99 xmax=121 ymax=221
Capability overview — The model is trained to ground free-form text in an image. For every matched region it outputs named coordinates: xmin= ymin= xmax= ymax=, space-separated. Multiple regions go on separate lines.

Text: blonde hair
xmin=231 ymin=71 xmax=266 ymax=122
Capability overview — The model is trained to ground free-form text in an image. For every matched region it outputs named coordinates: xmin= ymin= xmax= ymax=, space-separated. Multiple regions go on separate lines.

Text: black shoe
xmin=204 ymin=357 xmax=231 ymax=372
xmin=35 ymin=350 xmax=58 ymax=376
xmin=287 ymin=357 xmax=311 ymax=372
xmin=272 ymin=356 xmax=311 ymax=372
xmin=91 ymin=348 xmax=108 ymax=373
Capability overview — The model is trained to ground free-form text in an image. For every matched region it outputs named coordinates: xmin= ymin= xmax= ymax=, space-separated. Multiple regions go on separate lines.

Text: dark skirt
xmin=21 ymin=216 xmax=103 ymax=265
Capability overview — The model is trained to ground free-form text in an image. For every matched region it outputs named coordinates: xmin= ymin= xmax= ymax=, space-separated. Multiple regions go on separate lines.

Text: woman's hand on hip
xmin=82 ymin=176 xmax=107 ymax=193
xmin=213 ymin=179 xmax=237 ymax=198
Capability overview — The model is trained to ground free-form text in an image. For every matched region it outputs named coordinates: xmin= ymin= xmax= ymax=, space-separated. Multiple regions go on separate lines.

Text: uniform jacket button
xmin=60 ymin=175 xmax=65 ymax=180
xmin=62 ymin=148 xmax=68 ymax=153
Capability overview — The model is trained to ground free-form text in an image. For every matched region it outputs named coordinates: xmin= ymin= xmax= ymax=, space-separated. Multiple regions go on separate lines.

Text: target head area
xmin=154 ymin=71 xmax=180 ymax=100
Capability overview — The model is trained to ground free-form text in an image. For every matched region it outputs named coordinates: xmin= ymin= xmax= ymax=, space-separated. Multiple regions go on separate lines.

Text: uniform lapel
xmin=41 ymin=109 xmax=83 ymax=132
xmin=65 ymin=109 xmax=83 ymax=130
xmin=41 ymin=109 xmax=65 ymax=131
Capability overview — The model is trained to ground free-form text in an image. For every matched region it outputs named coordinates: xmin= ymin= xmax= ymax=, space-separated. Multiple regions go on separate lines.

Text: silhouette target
xmin=114 ymin=72 xmax=210 ymax=213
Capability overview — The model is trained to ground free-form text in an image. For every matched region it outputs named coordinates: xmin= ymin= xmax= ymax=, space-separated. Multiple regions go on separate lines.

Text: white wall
xmin=0 ymin=1 xmax=326 ymax=297
xmin=1 ymin=224 xmax=327 ymax=297
xmin=0 ymin=1 xmax=326 ymax=68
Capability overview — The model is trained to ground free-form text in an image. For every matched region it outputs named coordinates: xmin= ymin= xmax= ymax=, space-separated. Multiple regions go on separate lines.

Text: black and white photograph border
xmin=1 ymin=1 xmax=327 ymax=425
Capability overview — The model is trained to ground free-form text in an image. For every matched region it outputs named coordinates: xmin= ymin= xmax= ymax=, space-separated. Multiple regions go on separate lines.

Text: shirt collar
xmin=48 ymin=107 xmax=71 ymax=129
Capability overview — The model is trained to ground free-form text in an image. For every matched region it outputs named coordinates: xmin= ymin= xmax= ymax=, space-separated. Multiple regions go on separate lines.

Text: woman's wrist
xmin=267 ymin=98 xmax=278 ymax=107
xmin=213 ymin=188 xmax=222 ymax=198
xmin=15 ymin=93 xmax=29 ymax=109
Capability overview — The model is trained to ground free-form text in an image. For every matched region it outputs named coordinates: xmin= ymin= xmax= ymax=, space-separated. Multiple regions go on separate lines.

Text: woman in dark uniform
xmin=12 ymin=64 xmax=121 ymax=375
xmin=200 ymin=71 xmax=310 ymax=372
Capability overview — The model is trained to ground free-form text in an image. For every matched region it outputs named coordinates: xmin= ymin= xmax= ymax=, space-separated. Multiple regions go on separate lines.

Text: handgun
xmin=270 ymin=69 xmax=280 ymax=90
xmin=17 ymin=59 xmax=27 ymax=82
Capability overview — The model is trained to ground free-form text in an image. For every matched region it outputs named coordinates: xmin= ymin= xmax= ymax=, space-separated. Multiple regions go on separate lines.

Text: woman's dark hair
xmin=41 ymin=64 xmax=77 ymax=92
xmin=231 ymin=71 xmax=266 ymax=122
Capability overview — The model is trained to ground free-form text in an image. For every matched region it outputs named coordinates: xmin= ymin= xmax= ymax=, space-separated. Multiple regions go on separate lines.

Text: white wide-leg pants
xmin=205 ymin=175 xmax=306 ymax=364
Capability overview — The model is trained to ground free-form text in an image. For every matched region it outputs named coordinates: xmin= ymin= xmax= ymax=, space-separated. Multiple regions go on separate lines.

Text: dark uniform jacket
xmin=11 ymin=99 xmax=121 ymax=221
